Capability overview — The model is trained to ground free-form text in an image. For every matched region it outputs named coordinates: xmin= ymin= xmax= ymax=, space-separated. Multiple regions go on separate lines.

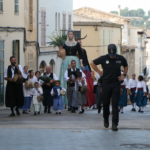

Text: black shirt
xmin=63 ymin=42 xmax=83 ymax=59
xmin=82 ymin=48 xmax=91 ymax=72
xmin=93 ymin=54 xmax=128 ymax=80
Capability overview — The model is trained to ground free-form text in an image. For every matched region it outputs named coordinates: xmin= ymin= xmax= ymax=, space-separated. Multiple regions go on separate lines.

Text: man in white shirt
xmin=40 ymin=66 xmax=58 ymax=113
xmin=128 ymin=73 xmax=138 ymax=111
xmin=4 ymin=56 xmax=24 ymax=117
xmin=64 ymin=60 xmax=85 ymax=113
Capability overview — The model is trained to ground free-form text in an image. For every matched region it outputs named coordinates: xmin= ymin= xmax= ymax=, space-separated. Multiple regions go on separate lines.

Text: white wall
xmin=38 ymin=0 xmax=73 ymax=77
xmin=38 ymin=0 xmax=73 ymax=46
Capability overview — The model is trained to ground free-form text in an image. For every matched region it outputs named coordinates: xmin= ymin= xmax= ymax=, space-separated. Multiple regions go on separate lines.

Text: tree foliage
xmin=110 ymin=8 xmax=150 ymax=29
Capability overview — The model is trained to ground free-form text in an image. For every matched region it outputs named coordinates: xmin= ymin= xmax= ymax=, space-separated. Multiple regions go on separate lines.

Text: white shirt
xmin=135 ymin=81 xmax=146 ymax=93
xmin=128 ymin=78 xmax=138 ymax=89
xmin=93 ymin=81 xmax=98 ymax=86
xmin=96 ymin=73 xmax=100 ymax=80
xmin=75 ymin=78 xmax=87 ymax=91
xmin=39 ymin=73 xmax=58 ymax=85
xmin=121 ymin=78 xmax=128 ymax=88
xmin=31 ymin=88 xmax=43 ymax=96
xmin=28 ymin=76 xmax=38 ymax=84
xmin=51 ymin=87 xmax=66 ymax=96
xmin=22 ymin=71 xmax=28 ymax=79
xmin=64 ymin=68 xmax=86 ymax=81
xmin=4 ymin=65 xmax=23 ymax=78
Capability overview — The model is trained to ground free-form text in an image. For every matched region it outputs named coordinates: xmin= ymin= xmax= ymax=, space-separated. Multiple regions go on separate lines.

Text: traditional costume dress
xmin=40 ymin=72 xmax=58 ymax=113
xmin=59 ymin=41 xmax=83 ymax=106
xmin=4 ymin=65 xmax=24 ymax=113
xmin=119 ymin=78 xmax=128 ymax=113
xmin=31 ymin=87 xmax=43 ymax=114
xmin=128 ymin=78 xmax=138 ymax=111
xmin=81 ymin=48 xmax=95 ymax=107
xmin=135 ymin=81 xmax=147 ymax=113
xmin=64 ymin=68 xmax=85 ymax=112
xmin=51 ymin=86 xmax=66 ymax=114
xmin=20 ymin=71 xmax=32 ymax=113
xmin=75 ymin=77 xmax=87 ymax=113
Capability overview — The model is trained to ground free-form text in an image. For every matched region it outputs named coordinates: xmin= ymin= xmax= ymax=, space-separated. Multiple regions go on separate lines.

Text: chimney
xmin=118 ymin=5 xmax=121 ymax=16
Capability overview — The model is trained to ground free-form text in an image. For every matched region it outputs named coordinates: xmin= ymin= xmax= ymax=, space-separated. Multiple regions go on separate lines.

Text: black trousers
xmin=102 ymin=81 xmax=120 ymax=124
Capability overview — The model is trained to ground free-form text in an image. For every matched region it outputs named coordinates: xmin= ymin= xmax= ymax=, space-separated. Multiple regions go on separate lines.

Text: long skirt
xmin=31 ymin=96 xmax=44 ymax=112
xmin=53 ymin=95 xmax=64 ymax=110
xmin=20 ymin=97 xmax=32 ymax=110
xmin=96 ymin=86 xmax=102 ymax=109
xmin=59 ymin=56 xmax=81 ymax=106
xmin=42 ymin=90 xmax=53 ymax=107
xmin=119 ymin=88 xmax=127 ymax=107
xmin=130 ymin=91 xmax=136 ymax=103
xmin=136 ymin=91 xmax=147 ymax=107
xmin=67 ymin=86 xmax=77 ymax=107
xmin=82 ymin=65 xmax=95 ymax=106
xmin=77 ymin=92 xmax=87 ymax=105
xmin=5 ymin=81 xmax=24 ymax=108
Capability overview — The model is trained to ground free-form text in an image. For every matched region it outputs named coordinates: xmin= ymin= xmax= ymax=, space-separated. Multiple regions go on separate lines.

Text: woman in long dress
xmin=59 ymin=30 xmax=83 ymax=106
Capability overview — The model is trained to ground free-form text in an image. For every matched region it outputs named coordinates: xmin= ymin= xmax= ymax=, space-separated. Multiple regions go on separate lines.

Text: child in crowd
xmin=51 ymin=80 xmax=66 ymax=114
xmin=135 ymin=75 xmax=147 ymax=113
xmin=30 ymin=82 xmax=43 ymax=115
xmin=75 ymin=72 xmax=87 ymax=114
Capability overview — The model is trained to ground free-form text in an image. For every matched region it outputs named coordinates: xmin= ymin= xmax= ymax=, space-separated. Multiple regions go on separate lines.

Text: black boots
xmin=104 ymin=119 xmax=109 ymax=128
xmin=112 ymin=123 xmax=118 ymax=131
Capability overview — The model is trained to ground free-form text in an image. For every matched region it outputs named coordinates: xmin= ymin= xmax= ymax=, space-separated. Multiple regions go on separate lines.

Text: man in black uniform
xmin=90 ymin=44 xmax=128 ymax=131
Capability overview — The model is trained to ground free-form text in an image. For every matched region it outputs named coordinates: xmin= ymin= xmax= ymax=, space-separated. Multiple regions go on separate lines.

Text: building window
xmin=0 ymin=41 xmax=4 ymax=106
xmin=139 ymin=57 xmax=141 ymax=73
xmin=55 ymin=12 xmax=57 ymax=31
xmin=62 ymin=13 xmax=66 ymax=35
xmin=0 ymin=0 xmax=3 ymax=12
xmin=41 ymin=7 xmax=46 ymax=46
xmin=28 ymin=53 xmax=33 ymax=70
xmin=58 ymin=13 xmax=60 ymax=31
xmin=68 ymin=14 xmax=72 ymax=30
xmin=14 ymin=0 xmax=19 ymax=14
xmin=29 ymin=0 xmax=33 ymax=31
xmin=103 ymin=30 xmax=105 ymax=45
xmin=13 ymin=40 xmax=20 ymax=64
xmin=109 ymin=30 xmax=111 ymax=44
xmin=144 ymin=35 xmax=147 ymax=39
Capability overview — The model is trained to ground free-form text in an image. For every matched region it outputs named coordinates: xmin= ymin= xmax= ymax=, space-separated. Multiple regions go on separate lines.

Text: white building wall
xmin=38 ymin=0 xmax=73 ymax=77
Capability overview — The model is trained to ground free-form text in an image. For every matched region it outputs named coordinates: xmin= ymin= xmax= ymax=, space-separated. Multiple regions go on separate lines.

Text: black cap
xmin=108 ymin=44 xmax=117 ymax=56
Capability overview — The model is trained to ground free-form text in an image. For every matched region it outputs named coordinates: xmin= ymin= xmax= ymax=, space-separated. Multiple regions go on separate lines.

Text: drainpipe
xmin=37 ymin=0 xmax=39 ymax=71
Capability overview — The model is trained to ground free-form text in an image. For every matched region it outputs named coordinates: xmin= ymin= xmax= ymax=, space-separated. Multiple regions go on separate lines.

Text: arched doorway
xmin=50 ymin=59 xmax=55 ymax=73
xmin=39 ymin=61 xmax=46 ymax=73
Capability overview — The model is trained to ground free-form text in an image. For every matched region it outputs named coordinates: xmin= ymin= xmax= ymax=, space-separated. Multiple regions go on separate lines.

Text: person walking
xmin=128 ymin=73 xmax=138 ymax=111
xmin=90 ymin=44 xmax=128 ymax=131
xmin=4 ymin=56 xmax=24 ymax=116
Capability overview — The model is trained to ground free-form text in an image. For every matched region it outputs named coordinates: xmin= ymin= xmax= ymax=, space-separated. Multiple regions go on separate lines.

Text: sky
xmin=73 ymin=0 xmax=150 ymax=15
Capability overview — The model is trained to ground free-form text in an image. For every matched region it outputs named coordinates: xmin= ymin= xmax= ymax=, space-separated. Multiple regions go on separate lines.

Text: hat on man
xmin=108 ymin=44 xmax=117 ymax=56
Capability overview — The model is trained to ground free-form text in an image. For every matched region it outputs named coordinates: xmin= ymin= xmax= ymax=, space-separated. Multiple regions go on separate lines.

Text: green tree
xmin=110 ymin=11 xmax=118 ymax=15
xmin=148 ymin=10 xmax=150 ymax=17
xmin=137 ymin=9 xmax=145 ymax=17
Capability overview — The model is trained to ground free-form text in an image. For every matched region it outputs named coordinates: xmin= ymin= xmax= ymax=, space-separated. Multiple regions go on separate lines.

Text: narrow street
xmin=0 ymin=105 xmax=150 ymax=150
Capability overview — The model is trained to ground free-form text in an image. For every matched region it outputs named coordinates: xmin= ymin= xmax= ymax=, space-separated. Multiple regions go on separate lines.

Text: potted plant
xmin=47 ymin=31 xmax=67 ymax=59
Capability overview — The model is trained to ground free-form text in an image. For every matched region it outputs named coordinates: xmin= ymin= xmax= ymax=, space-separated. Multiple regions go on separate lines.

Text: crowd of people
xmin=4 ymin=30 xmax=149 ymax=131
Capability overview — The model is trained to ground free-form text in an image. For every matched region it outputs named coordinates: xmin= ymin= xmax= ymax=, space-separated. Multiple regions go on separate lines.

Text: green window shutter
xmin=13 ymin=40 xmax=16 ymax=57
xmin=117 ymin=46 xmax=118 ymax=54
xmin=103 ymin=30 xmax=105 ymax=45
xmin=109 ymin=30 xmax=110 ymax=44
xmin=18 ymin=40 xmax=20 ymax=64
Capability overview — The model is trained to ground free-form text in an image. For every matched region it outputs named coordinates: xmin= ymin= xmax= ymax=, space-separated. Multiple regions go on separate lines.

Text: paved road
xmin=0 ymin=105 xmax=150 ymax=150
